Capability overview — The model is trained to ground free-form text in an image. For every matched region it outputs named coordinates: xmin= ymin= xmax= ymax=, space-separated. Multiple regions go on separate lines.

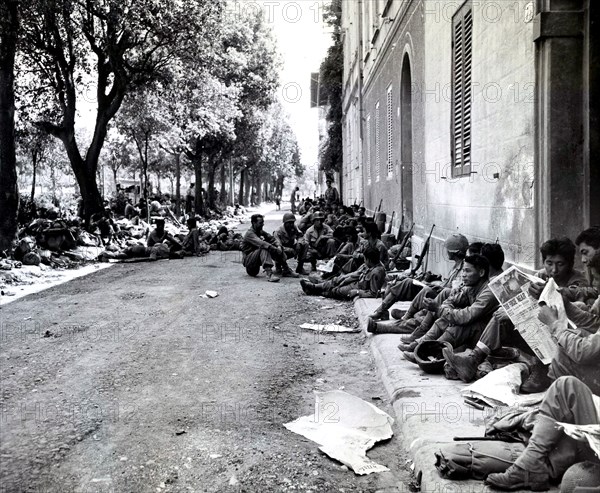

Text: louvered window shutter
xmin=387 ymin=86 xmax=393 ymax=176
xmin=366 ymin=116 xmax=372 ymax=184
xmin=375 ymin=102 xmax=381 ymax=182
xmin=451 ymin=1 xmax=473 ymax=177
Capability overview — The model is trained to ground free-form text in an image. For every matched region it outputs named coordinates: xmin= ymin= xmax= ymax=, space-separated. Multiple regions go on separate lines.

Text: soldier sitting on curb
xmin=443 ymin=237 xmax=590 ymax=385
xmin=485 ymin=376 xmax=600 ymax=491
xmin=368 ymin=233 xmax=470 ymax=321
xmin=397 ymin=254 xmax=499 ymax=363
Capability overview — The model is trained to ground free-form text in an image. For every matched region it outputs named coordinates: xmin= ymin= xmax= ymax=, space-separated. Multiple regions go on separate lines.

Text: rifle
xmin=386 ymin=211 xmax=395 ymax=235
xmin=372 ymin=199 xmax=383 ymax=220
xmin=392 ymin=222 xmax=413 ymax=265
xmin=396 ymin=213 xmax=405 ymax=243
xmin=410 ymin=224 xmax=435 ymax=277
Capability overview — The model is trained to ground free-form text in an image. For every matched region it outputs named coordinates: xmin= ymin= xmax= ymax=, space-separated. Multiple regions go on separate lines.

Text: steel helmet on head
xmin=444 ymin=233 xmax=469 ymax=255
xmin=283 ymin=212 xmax=296 ymax=223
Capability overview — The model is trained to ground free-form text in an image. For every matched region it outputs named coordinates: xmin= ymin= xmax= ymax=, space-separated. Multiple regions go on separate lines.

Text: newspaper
xmin=488 ymin=266 xmax=563 ymax=365
xmin=284 ymin=390 xmax=394 ymax=475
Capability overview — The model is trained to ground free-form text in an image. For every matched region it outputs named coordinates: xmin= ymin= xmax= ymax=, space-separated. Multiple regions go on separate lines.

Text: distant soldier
xmin=290 ymin=186 xmax=299 ymax=213
xmin=324 ymin=178 xmax=339 ymax=206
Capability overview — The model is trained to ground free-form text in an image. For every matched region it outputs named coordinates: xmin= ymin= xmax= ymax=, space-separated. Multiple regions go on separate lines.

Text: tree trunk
xmin=175 ymin=153 xmax=181 ymax=215
xmin=220 ymin=162 xmax=226 ymax=206
xmin=238 ymin=168 xmax=245 ymax=206
xmin=193 ymin=140 xmax=204 ymax=216
xmin=243 ymin=171 xmax=251 ymax=206
xmin=254 ymin=173 xmax=262 ymax=206
xmin=31 ymin=149 xmax=38 ymax=203
xmin=207 ymin=158 xmax=216 ymax=210
xmin=0 ymin=0 xmax=19 ymax=252
xmin=112 ymin=167 xmax=118 ymax=194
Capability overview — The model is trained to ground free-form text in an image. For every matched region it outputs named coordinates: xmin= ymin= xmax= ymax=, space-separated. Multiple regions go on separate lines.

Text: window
xmin=366 ymin=115 xmax=372 ymax=185
xmin=451 ymin=0 xmax=473 ymax=177
xmin=386 ymin=85 xmax=393 ymax=176
xmin=375 ymin=102 xmax=381 ymax=182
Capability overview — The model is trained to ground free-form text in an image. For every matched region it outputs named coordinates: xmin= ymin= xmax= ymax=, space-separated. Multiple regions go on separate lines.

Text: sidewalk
xmin=354 ymin=298 xmax=559 ymax=493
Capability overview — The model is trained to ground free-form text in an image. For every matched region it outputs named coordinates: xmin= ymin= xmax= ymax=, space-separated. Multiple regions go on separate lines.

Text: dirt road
xmin=0 ymin=209 xmax=412 ymax=492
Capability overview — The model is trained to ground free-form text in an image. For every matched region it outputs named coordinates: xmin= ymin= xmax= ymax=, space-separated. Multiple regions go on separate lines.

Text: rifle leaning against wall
xmin=410 ymin=224 xmax=435 ymax=277
xmin=372 ymin=199 xmax=383 ymax=220
xmin=386 ymin=211 xmax=395 ymax=235
xmin=391 ymin=221 xmax=413 ymax=267
xmin=396 ymin=214 xmax=405 ymax=243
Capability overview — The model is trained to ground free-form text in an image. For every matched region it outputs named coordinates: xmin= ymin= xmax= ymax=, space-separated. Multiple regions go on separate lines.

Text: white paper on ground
xmin=462 ymin=363 xmax=546 ymax=407
xmin=200 ymin=290 xmax=219 ymax=298
xmin=299 ymin=323 xmax=359 ymax=333
xmin=317 ymin=258 xmax=336 ymax=273
xmin=284 ymin=390 xmax=394 ymax=475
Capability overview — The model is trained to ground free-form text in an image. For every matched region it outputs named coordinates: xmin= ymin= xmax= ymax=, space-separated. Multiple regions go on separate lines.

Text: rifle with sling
xmin=386 ymin=211 xmax=395 ymax=235
xmin=410 ymin=224 xmax=435 ymax=277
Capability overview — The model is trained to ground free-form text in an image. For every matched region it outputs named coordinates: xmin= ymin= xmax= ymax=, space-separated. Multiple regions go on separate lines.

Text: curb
xmin=354 ymin=298 xmax=559 ymax=493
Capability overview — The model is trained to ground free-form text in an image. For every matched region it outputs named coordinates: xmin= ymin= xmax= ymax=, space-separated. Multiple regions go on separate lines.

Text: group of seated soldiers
xmin=100 ymin=217 xmax=242 ymax=261
xmin=240 ymin=203 xmax=600 ymax=491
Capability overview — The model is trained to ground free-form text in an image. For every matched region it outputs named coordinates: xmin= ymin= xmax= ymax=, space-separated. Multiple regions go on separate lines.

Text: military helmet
xmin=560 ymin=462 xmax=600 ymax=493
xmin=414 ymin=341 xmax=453 ymax=374
xmin=444 ymin=233 xmax=469 ymax=254
xmin=283 ymin=212 xmax=296 ymax=223
xmin=312 ymin=211 xmax=325 ymax=221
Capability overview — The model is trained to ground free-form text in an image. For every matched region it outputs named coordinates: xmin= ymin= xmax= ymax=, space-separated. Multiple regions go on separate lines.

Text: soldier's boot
xmin=442 ymin=347 xmax=488 ymax=383
xmin=368 ymin=293 xmax=395 ymax=321
xmin=485 ymin=415 xmax=558 ymax=491
xmin=295 ymin=260 xmax=309 ymax=275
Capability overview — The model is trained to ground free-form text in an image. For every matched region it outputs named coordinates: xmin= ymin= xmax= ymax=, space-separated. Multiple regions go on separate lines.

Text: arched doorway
xmin=400 ymin=53 xmax=414 ymax=227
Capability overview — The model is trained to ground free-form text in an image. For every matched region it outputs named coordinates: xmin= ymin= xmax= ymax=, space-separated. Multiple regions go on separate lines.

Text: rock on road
xmin=0 ymin=208 xmax=412 ymax=492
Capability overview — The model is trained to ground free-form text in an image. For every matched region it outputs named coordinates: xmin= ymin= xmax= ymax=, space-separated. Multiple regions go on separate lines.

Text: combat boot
xmin=265 ymin=268 xmax=280 ymax=283
xmin=485 ymin=415 xmax=559 ymax=491
xmin=368 ymin=293 xmax=395 ymax=321
xmin=295 ymin=261 xmax=309 ymax=275
xmin=442 ymin=347 xmax=487 ymax=383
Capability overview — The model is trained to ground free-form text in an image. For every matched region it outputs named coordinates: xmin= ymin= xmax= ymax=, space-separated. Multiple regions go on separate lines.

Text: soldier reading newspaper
xmin=487 ymin=266 xmax=567 ymax=365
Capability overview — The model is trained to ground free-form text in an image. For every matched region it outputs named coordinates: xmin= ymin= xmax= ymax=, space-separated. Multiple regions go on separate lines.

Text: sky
xmin=254 ymin=0 xmax=334 ymax=178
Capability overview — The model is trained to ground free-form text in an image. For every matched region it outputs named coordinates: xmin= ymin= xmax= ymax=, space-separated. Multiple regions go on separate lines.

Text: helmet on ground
xmin=283 ymin=212 xmax=296 ymax=223
xmin=312 ymin=211 xmax=325 ymax=221
xmin=560 ymin=462 xmax=600 ymax=493
xmin=444 ymin=233 xmax=469 ymax=255
xmin=414 ymin=341 xmax=453 ymax=374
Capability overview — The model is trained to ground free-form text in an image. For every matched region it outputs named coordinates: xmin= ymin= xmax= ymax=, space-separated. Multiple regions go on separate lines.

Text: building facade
xmin=342 ymin=0 xmax=599 ymax=273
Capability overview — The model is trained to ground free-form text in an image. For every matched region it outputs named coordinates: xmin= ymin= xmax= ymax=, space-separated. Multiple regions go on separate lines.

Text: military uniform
xmin=241 ymin=226 xmax=288 ymax=276
xmin=304 ymin=262 xmax=387 ymax=300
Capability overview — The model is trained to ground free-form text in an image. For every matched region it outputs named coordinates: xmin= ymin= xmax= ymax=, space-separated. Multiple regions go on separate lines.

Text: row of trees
xmin=318 ymin=1 xmax=343 ymax=174
xmin=0 ymin=0 xmax=303 ymax=251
